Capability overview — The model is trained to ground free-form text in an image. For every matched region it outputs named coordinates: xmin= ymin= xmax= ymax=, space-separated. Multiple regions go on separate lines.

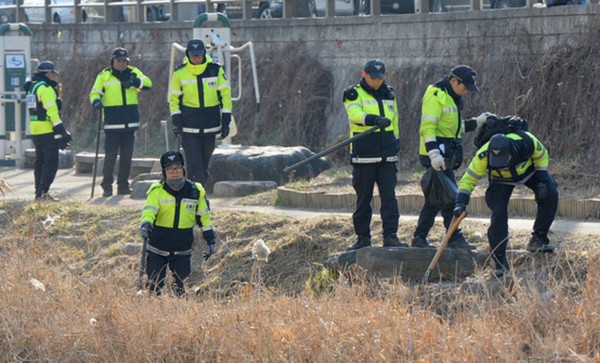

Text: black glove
xmin=535 ymin=183 xmax=548 ymax=203
xmin=92 ymin=99 xmax=103 ymax=109
xmin=375 ymin=117 xmax=391 ymax=129
xmin=140 ymin=222 xmax=153 ymax=239
xmin=202 ymin=229 xmax=217 ymax=261
xmin=453 ymin=203 xmax=466 ymax=217
xmin=62 ymin=130 xmax=72 ymax=144
xmin=172 ymin=114 xmax=183 ymax=138
xmin=220 ymin=113 xmax=231 ymax=139
xmin=130 ymin=77 xmax=141 ymax=88
xmin=121 ymin=77 xmax=132 ymax=88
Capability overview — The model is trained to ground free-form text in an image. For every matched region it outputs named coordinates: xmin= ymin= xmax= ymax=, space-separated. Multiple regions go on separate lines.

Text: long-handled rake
xmin=421 ymin=211 xmax=468 ymax=284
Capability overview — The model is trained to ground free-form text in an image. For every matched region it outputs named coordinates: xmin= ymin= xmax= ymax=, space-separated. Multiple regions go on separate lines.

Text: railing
xmin=0 ymin=0 xmax=540 ymax=24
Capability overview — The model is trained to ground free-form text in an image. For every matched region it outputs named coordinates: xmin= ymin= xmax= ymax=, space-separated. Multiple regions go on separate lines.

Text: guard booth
xmin=0 ymin=23 xmax=32 ymax=166
xmin=168 ymin=12 xmax=261 ymax=145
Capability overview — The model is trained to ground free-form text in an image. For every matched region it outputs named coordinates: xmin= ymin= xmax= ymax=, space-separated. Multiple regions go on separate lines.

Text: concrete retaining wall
xmin=26 ymin=6 xmax=600 ymax=139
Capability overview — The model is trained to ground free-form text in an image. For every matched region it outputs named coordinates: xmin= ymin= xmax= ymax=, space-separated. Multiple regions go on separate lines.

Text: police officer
xmin=25 ymin=61 xmax=71 ymax=201
xmin=169 ymin=39 xmax=232 ymax=185
xmin=411 ymin=65 xmax=489 ymax=250
xmin=140 ymin=151 xmax=217 ymax=296
xmin=89 ymin=47 xmax=153 ymax=197
xmin=343 ymin=59 xmax=406 ymax=251
xmin=454 ymin=128 xmax=559 ymax=277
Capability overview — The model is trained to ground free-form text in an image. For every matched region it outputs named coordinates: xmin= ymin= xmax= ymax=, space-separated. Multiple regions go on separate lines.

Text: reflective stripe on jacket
xmin=168 ymin=56 xmax=232 ymax=135
xmin=418 ymin=84 xmax=464 ymax=156
xmin=89 ymin=65 xmax=152 ymax=132
xmin=28 ymin=81 xmax=63 ymax=137
xmin=343 ymin=83 xmax=399 ymax=163
xmin=140 ymin=180 xmax=212 ymax=252
xmin=458 ymin=132 xmax=549 ymax=196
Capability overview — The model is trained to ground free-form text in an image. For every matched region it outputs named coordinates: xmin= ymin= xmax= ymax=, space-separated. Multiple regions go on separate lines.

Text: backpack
xmin=474 ymin=115 xmax=529 ymax=149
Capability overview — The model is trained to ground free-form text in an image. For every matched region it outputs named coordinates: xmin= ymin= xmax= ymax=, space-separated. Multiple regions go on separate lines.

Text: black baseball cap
xmin=450 ymin=65 xmax=479 ymax=92
xmin=112 ymin=47 xmax=129 ymax=61
xmin=488 ymin=134 xmax=512 ymax=168
xmin=364 ymin=59 xmax=386 ymax=79
xmin=186 ymin=39 xmax=206 ymax=57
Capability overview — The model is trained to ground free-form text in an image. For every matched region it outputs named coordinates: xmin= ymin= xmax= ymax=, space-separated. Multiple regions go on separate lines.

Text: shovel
xmin=421 ymin=211 xmax=468 ymax=284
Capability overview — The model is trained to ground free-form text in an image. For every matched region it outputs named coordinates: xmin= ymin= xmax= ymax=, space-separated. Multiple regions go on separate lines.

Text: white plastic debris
xmin=252 ymin=239 xmax=271 ymax=262
xmin=29 ymin=278 xmax=46 ymax=292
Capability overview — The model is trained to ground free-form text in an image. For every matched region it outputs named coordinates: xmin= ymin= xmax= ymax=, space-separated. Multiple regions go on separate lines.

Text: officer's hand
xmin=172 ymin=114 xmax=183 ymax=137
xmin=62 ymin=130 xmax=72 ymax=144
xmin=453 ymin=203 xmax=466 ymax=217
xmin=202 ymin=229 xmax=217 ymax=260
xmin=92 ymin=99 xmax=103 ymax=110
xmin=221 ymin=125 xmax=230 ymax=139
xmin=475 ymin=112 xmax=493 ymax=127
xmin=428 ymin=149 xmax=446 ymax=171
xmin=535 ymin=183 xmax=548 ymax=203
xmin=203 ymin=243 xmax=217 ymax=261
xmin=375 ymin=117 xmax=391 ymax=129
xmin=173 ymin=126 xmax=183 ymax=138
xmin=140 ymin=222 xmax=153 ymax=239
xmin=130 ymin=77 xmax=141 ymax=88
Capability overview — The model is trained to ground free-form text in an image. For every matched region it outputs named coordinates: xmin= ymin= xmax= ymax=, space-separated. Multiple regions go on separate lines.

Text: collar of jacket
xmin=185 ymin=58 xmax=210 ymax=76
xmin=434 ymin=76 xmax=463 ymax=111
xmin=359 ymin=78 xmax=389 ymax=98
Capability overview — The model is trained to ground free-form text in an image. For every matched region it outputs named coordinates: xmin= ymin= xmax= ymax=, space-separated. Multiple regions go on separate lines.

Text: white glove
xmin=475 ymin=112 xmax=492 ymax=127
xmin=428 ymin=149 xmax=446 ymax=171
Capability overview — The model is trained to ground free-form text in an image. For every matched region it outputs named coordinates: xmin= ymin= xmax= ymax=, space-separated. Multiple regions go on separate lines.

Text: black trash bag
xmin=420 ymin=168 xmax=458 ymax=209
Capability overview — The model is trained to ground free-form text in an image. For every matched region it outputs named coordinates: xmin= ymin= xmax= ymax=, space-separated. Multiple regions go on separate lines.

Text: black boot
xmin=527 ymin=234 xmax=555 ymax=253
xmin=493 ymin=256 xmax=510 ymax=278
xmin=346 ymin=236 xmax=372 ymax=251
xmin=383 ymin=235 xmax=408 ymax=248
xmin=447 ymin=233 xmax=476 ymax=250
xmin=411 ymin=235 xmax=432 ymax=248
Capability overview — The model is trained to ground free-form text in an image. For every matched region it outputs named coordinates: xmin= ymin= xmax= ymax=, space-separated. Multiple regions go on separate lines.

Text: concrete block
xmin=131 ymin=180 xmax=160 ymax=199
xmin=212 ymin=180 xmax=278 ymax=197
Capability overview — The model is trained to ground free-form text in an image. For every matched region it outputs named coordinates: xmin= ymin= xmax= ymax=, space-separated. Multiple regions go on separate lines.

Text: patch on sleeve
xmin=343 ymin=86 xmax=358 ymax=101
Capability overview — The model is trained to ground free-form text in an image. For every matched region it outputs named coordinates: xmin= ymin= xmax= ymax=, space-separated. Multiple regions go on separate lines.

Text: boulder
xmin=213 ymin=180 xmax=278 ymax=197
xmin=325 ymin=246 xmax=481 ymax=282
xmin=206 ymin=145 xmax=330 ymax=191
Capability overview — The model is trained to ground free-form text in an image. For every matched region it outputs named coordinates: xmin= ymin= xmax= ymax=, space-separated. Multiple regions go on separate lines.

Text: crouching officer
xmin=25 ymin=61 xmax=72 ymax=201
xmin=139 ymin=151 xmax=217 ymax=296
xmin=453 ymin=125 xmax=558 ymax=277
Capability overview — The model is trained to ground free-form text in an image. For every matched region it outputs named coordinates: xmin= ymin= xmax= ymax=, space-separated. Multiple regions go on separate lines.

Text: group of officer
xmin=28 ymin=39 xmax=228 ymax=294
xmin=343 ymin=59 xmax=558 ymax=278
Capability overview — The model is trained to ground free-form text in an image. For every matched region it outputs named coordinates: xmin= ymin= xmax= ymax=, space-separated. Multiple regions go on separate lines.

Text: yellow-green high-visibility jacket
xmin=27 ymin=79 xmax=66 ymax=143
xmin=141 ymin=180 xmax=212 ymax=252
xmin=89 ymin=65 xmax=152 ymax=132
xmin=169 ymin=55 xmax=232 ymax=135
xmin=418 ymin=84 xmax=476 ymax=157
xmin=343 ymin=82 xmax=399 ymax=164
xmin=458 ymin=132 xmax=548 ymax=197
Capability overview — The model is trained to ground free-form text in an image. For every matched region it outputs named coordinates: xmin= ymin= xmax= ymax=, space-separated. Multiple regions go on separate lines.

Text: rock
xmin=131 ymin=180 xmax=159 ymax=199
xmin=213 ymin=180 xmax=278 ymax=197
xmin=326 ymin=246 xmax=481 ymax=281
xmin=206 ymin=145 xmax=330 ymax=191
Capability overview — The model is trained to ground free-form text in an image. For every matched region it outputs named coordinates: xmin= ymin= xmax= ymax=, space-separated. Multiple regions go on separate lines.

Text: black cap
xmin=160 ymin=151 xmax=185 ymax=169
xmin=488 ymin=134 xmax=512 ymax=168
xmin=364 ymin=59 xmax=386 ymax=79
xmin=450 ymin=65 xmax=479 ymax=92
xmin=186 ymin=39 xmax=206 ymax=57
xmin=37 ymin=60 xmax=58 ymax=75
xmin=112 ymin=47 xmax=129 ymax=61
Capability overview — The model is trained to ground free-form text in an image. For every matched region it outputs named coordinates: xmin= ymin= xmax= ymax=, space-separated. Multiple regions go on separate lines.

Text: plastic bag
xmin=420 ymin=168 xmax=458 ymax=209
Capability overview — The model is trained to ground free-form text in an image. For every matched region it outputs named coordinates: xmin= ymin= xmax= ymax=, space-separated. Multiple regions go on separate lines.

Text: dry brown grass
xmin=1 ymin=201 xmax=599 ymax=361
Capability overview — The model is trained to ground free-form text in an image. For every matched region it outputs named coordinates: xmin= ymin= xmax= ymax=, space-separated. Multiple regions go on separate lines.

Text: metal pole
xmin=283 ymin=125 xmax=380 ymax=174
xmin=136 ymin=237 xmax=148 ymax=290
xmin=90 ymin=110 xmax=102 ymax=199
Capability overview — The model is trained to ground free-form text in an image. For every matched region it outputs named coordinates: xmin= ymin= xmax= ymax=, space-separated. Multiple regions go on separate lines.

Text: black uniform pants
xmin=414 ymin=155 xmax=462 ymax=240
xmin=145 ymin=251 xmax=191 ymax=296
xmin=101 ymin=131 xmax=135 ymax=191
xmin=352 ymin=161 xmax=399 ymax=238
xmin=181 ymin=133 xmax=216 ymax=185
xmin=33 ymin=141 xmax=59 ymax=197
xmin=485 ymin=173 xmax=558 ymax=263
